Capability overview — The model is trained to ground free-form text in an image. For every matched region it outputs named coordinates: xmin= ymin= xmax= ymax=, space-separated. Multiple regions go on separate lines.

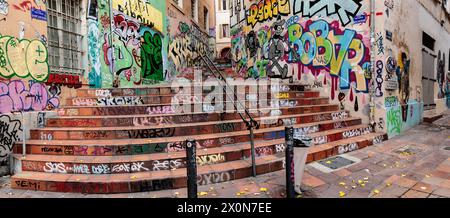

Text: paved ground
xmin=1 ymin=113 xmax=449 ymax=198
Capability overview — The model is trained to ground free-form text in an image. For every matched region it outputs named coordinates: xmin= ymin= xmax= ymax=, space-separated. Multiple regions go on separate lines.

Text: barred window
xmin=47 ymin=0 xmax=84 ymax=75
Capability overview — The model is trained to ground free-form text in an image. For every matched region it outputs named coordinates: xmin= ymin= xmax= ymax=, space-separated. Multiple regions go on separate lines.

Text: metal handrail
xmin=196 ymin=54 xmax=259 ymax=177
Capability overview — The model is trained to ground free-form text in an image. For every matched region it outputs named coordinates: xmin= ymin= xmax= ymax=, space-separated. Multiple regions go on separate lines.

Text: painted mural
xmin=87 ymin=0 xmax=167 ymax=88
xmin=230 ymin=0 xmax=370 ymax=116
xmin=0 ymin=0 xmax=59 ymax=115
xmin=385 ymin=96 xmax=423 ymax=138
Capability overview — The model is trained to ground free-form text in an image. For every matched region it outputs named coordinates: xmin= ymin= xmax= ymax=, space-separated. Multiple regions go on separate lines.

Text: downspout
xmin=369 ymin=0 xmax=376 ymax=127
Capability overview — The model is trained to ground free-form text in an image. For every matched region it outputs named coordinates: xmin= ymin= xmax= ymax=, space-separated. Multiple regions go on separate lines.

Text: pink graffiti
xmin=0 ymin=80 xmax=60 ymax=114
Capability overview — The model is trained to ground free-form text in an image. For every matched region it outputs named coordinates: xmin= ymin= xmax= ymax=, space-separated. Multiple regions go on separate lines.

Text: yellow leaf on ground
xmin=339 ymin=182 xmax=346 ymax=186
xmin=199 ymin=192 xmax=208 ymax=196
xmin=401 ymin=174 xmax=406 ymax=177
xmin=373 ymin=189 xmax=380 ymax=195
xmin=358 ymin=180 xmax=363 ymax=184
xmin=339 ymin=191 xmax=346 ymax=197
xmin=260 ymin=188 xmax=268 ymax=192
xmin=361 ymin=184 xmax=366 ymax=187
xmin=326 ymin=161 xmax=332 ymax=164
xmin=425 ymin=175 xmax=431 ymax=178
xmin=386 ymin=183 xmax=392 ymax=187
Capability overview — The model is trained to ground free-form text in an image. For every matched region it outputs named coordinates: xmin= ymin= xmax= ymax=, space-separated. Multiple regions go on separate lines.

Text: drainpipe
xmin=108 ymin=0 xmax=116 ymax=85
xmin=369 ymin=0 xmax=376 ymax=127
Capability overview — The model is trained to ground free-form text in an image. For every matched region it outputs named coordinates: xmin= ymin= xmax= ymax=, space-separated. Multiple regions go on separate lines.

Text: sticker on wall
xmin=31 ymin=8 xmax=47 ymax=21
xmin=386 ymin=30 xmax=393 ymax=41
xmin=0 ymin=0 xmax=8 ymax=16
xmin=353 ymin=14 xmax=367 ymax=24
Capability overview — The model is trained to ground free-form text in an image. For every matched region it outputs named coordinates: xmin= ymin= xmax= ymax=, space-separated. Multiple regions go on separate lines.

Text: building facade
xmin=229 ymin=0 xmax=450 ymax=139
xmin=215 ymin=0 xmax=231 ymax=59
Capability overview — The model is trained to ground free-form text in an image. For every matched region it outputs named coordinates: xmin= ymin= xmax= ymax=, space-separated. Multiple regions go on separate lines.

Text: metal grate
xmin=318 ymin=156 xmax=355 ymax=170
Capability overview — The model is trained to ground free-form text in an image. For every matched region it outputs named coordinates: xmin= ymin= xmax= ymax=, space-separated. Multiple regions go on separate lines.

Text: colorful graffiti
xmin=112 ymin=0 xmax=163 ymax=32
xmin=0 ymin=34 xmax=49 ymax=82
xmin=90 ymin=0 xmax=166 ymax=88
xmin=385 ymin=96 xmax=423 ymax=138
xmin=292 ymin=0 xmax=364 ymax=27
xmin=396 ymin=52 xmax=410 ymax=122
xmin=168 ymin=22 xmax=211 ymax=72
xmin=0 ymin=80 xmax=59 ymax=114
xmin=246 ymin=0 xmax=291 ymax=28
xmin=0 ymin=114 xmax=22 ymax=162
xmin=141 ymin=29 xmax=163 ymax=82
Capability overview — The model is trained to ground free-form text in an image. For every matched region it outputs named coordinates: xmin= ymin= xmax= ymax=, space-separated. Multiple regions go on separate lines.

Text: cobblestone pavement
xmin=1 ymin=121 xmax=449 ymax=198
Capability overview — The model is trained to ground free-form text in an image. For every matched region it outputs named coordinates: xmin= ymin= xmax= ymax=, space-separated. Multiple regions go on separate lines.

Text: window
xmin=191 ymin=0 xmax=198 ymax=22
xmin=220 ymin=24 xmax=230 ymax=38
xmin=422 ymin=32 xmax=435 ymax=51
xmin=204 ymin=7 xmax=209 ymax=31
xmin=221 ymin=0 xmax=228 ymax=11
xmin=173 ymin=0 xmax=183 ymax=8
xmin=47 ymin=0 xmax=83 ymax=75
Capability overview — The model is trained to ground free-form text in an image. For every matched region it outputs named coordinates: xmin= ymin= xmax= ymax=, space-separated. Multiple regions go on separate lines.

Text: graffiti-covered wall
xmin=87 ymin=0 xmax=168 ymax=88
xmin=230 ymin=0 xmax=372 ymax=121
xmin=87 ymin=0 xmax=217 ymax=88
xmin=0 ymin=0 xmax=60 ymax=165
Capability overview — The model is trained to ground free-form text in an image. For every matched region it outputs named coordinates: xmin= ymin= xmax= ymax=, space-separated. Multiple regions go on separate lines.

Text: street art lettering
xmin=0 ymin=80 xmax=60 ymax=114
xmin=287 ymin=19 xmax=370 ymax=93
xmin=45 ymin=73 xmax=82 ymax=89
xmin=112 ymin=0 xmax=163 ymax=32
xmin=292 ymin=0 xmax=363 ymax=27
xmin=141 ymin=30 xmax=163 ymax=81
xmin=275 ymin=143 xmax=286 ymax=153
xmin=96 ymin=96 xmax=144 ymax=106
xmin=0 ymin=35 xmax=49 ymax=81
xmin=152 ymin=159 xmax=184 ymax=171
xmin=111 ymin=162 xmax=149 ymax=173
xmin=373 ymin=135 xmax=383 ymax=145
xmin=0 ymin=115 xmax=22 ymax=161
xmin=375 ymin=32 xmax=384 ymax=55
xmin=43 ymin=162 xmax=67 ymax=174
xmin=338 ymin=142 xmax=358 ymax=154
xmin=197 ymin=153 xmax=226 ymax=166
xmin=246 ymin=0 xmax=291 ymax=28
xmin=197 ymin=171 xmax=231 ymax=186
xmin=375 ymin=60 xmax=384 ymax=97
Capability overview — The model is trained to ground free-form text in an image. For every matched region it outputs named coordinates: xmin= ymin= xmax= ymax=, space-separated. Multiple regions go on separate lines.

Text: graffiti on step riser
xmin=197 ymin=171 xmax=232 ymax=186
xmin=0 ymin=115 xmax=22 ymax=161
xmin=0 ymin=80 xmax=60 ymax=114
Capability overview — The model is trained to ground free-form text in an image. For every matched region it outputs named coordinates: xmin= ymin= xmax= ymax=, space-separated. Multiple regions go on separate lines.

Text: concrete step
xmin=11 ymin=133 xmax=386 ymax=193
xmin=30 ymin=110 xmax=348 ymax=140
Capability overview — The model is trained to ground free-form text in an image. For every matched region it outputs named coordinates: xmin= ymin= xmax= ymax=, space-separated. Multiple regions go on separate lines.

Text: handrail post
xmin=285 ymin=126 xmax=295 ymax=198
xmin=249 ymin=125 xmax=257 ymax=177
xmin=185 ymin=139 xmax=198 ymax=198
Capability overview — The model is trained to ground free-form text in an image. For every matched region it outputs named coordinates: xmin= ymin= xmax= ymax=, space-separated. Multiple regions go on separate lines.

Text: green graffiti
xmin=141 ymin=31 xmax=163 ymax=81
xmin=0 ymin=34 xmax=49 ymax=82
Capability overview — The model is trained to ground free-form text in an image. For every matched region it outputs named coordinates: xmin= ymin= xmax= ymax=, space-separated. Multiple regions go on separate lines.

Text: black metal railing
xmin=196 ymin=54 xmax=259 ymax=177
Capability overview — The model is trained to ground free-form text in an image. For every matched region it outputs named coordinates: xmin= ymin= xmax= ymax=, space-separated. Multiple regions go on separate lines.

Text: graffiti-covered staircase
xmin=10 ymin=82 xmax=387 ymax=194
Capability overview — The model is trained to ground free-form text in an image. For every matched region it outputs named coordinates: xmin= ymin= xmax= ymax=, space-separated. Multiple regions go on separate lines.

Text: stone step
xmin=30 ymin=109 xmax=348 ymax=140
xmin=76 ymin=83 xmax=307 ymax=97
xmin=17 ymin=119 xmax=367 ymax=156
xmin=46 ymin=105 xmax=335 ymax=128
xmin=56 ymin=102 xmax=338 ymax=116
xmin=11 ymin=133 xmax=386 ymax=193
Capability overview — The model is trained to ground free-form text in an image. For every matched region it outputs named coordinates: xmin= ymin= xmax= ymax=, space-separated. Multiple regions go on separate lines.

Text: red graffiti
xmin=13 ymin=0 xmax=42 ymax=12
xmin=45 ymin=73 xmax=82 ymax=89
